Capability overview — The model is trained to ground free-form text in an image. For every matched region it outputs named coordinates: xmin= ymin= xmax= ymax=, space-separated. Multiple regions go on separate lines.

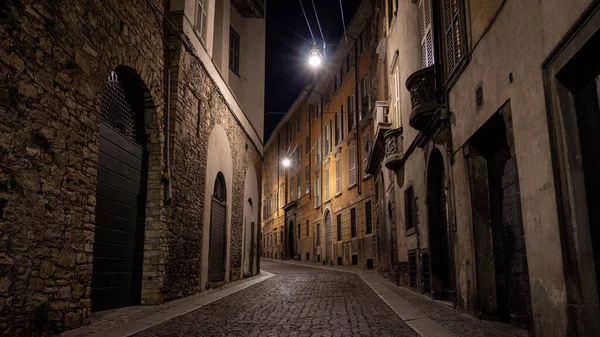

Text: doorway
xmin=92 ymin=70 xmax=148 ymax=312
xmin=208 ymin=173 xmax=227 ymax=282
xmin=288 ymin=220 xmax=295 ymax=259
xmin=469 ymin=110 xmax=532 ymax=329
xmin=324 ymin=211 xmax=332 ymax=265
xmin=426 ymin=149 xmax=454 ymax=302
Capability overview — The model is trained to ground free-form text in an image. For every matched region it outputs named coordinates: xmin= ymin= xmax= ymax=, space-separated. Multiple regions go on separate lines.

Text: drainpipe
xmin=165 ymin=42 xmax=183 ymax=202
xmin=346 ymin=34 xmax=361 ymax=195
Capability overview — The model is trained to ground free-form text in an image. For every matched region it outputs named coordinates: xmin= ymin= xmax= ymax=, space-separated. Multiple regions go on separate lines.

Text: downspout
xmin=346 ymin=34 xmax=362 ymax=195
xmin=165 ymin=42 xmax=183 ymax=202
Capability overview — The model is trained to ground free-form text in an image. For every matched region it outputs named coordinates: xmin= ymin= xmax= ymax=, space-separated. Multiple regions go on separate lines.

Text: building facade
xmin=365 ymin=0 xmax=600 ymax=336
xmin=0 ymin=0 xmax=264 ymax=334
xmin=262 ymin=1 xmax=379 ymax=270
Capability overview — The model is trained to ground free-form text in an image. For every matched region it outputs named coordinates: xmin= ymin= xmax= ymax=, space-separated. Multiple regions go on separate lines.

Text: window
xmin=229 ymin=27 xmax=240 ymax=74
xmin=417 ymin=0 xmax=434 ymax=67
xmin=336 ymin=214 xmax=342 ymax=241
xmin=297 ymin=172 xmax=301 ymax=199
xmin=405 ymin=186 xmax=416 ymax=231
xmin=305 ymin=136 xmax=310 ymax=155
xmin=324 ymin=165 xmax=330 ymax=200
xmin=305 ymin=166 xmax=310 ymax=194
xmin=274 ymin=230 xmax=277 ymax=244
xmin=288 ymin=125 xmax=293 ymax=144
xmin=347 ymin=94 xmax=355 ymax=131
xmin=391 ymin=67 xmax=400 ymax=128
xmin=358 ymin=29 xmax=366 ymax=55
xmin=296 ymin=114 xmax=301 ymax=133
xmin=306 ymin=220 xmax=309 ymax=237
xmin=315 ymin=135 xmax=321 ymax=165
xmin=280 ymin=184 xmax=284 ymax=208
xmin=349 ymin=143 xmax=356 ymax=187
xmin=350 ymin=208 xmax=357 ymax=238
xmin=334 ymin=72 xmax=341 ymax=91
xmin=314 ymin=172 xmax=321 ymax=207
xmin=334 ymin=111 xmax=341 ymax=145
xmin=325 ymin=122 xmax=331 ymax=155
xmin=360 ymin=72 xmax=370 ymax=120
xmin=365 ymin=201 xmax=372 ymax=234
xmin=442 ymin=0 xmax=465 ymax=76
xmin=297 ymin=145 xmax=302 ymax=164
xmin=317 ymin=98 xmax=322 ymax=118
xmin=274 ymin=192 xmax=278 ymax=213
xmin=298 ymin=223 xmax=301 ymax=239
xmin=290 ymin=178 xmax=294 ymax=202
xmin=317 ymin=223 xmax=321 ymax=245
xmin=335 ymin=156 xmax=341 ymax=195
xmin=195 ymin=0 xmax=208 ymax=43
xmin=363 ymin=132 xmax=371 ymax=177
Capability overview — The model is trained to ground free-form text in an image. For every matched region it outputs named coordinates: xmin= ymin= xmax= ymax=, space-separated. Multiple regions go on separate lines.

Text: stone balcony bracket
xmin=383 ymin=127 xmax=404 ymax=172
xmin=406 ymin=66 xmax=441 ymax=131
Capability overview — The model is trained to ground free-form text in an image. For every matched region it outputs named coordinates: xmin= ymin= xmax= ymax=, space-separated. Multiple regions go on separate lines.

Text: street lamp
xmin=308 ymin=44 xmax=324 ymax=68
xmin=282 ymin=158 xmax=291 ymax=167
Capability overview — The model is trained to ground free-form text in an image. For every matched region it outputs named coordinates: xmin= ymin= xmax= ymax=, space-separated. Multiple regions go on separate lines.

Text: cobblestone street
xmin=133 ymin=260 xmax=418 ymax=337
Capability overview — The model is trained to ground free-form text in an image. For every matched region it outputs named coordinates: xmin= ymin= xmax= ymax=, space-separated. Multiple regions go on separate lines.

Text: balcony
xmin=231 ymin=0 xmax=264 ymax=18
xmin=383 ymin=127 xmax=404 ymax=171
xmin=365 ymin=102 xmax=391 ymax=175
xmin=406 ymin=66 xmax=440 ymax=131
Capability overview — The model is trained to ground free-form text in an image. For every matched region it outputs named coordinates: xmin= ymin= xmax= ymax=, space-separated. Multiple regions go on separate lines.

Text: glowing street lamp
xmin=282 ymin=158 xmax=291 ymax=167
xmin=308 ymin=44 xmax=323 ymax=68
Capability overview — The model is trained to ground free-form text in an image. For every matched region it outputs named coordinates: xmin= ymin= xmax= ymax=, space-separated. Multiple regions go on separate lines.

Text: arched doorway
xmin=324 ymin=211 xmax=332 ymax=265
xmin=208 ymin=173 xmax=227 ymax=282
xmin=427 ymin=149 xmax=455 ymax=302
xmin=92 ymin=69 xmax=149 ymax=312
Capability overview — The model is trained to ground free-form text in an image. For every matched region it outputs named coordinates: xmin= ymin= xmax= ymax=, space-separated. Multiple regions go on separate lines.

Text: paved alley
xmin=133 ymin=260 xmax=418 ymax=337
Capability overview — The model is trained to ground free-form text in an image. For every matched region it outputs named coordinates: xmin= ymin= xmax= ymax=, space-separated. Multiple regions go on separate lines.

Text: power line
xmin=339 ymin=0 xmax=348 ymax=44
xmin=298 ymin=0 xmax=316 ymax=43
xmin=311 ymin=0 xmax=325 ymax=44
xmin=272 ymin=19 xmax=312 ymax=44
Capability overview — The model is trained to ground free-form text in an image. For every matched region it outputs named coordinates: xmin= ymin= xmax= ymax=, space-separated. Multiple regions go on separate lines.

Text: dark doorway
xmin=249 ymin=221 xmax=256 ymax=274
xmin=573 ymin=74 xmax=600 ymax=301
xmin=469 ymin=110 xmax=532 ymax=329
xmin=288 ymin=220 xmax=294 ymax=259
xmin=426 ymin=149 xmax=454 ymax=302
xmin=92 ymin=70 xmax=148 ymax=312
xmin=208 ymin=173 xmax=227 ymax=282
xmin=325 ymin=211 xmax=332 ymax=265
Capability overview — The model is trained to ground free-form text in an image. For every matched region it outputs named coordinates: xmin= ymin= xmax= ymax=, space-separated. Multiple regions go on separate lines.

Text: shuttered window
xmin=195 ymin=0 xmax=208 ymax=43
xmin=442 ymin=0 xmax=464 ymax=76
xmin=349 ymin=143 xmax=356 ymax=186
xmin=417 ymin=0 xmax=434 ymax=68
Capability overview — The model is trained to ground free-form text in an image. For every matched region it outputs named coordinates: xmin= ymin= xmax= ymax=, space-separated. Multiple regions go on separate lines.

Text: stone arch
xmin=242 ymin=165 xmax=259 ymax=277
xmin=91 ymin=65 xmax=165 ymax=311
xmin=202 ymin=125 xmax=233 ymax=287
xmin=426 ymin=148 xmax=455 ymax=302
xmin=322 ymin=207 xmax=333 ymax=265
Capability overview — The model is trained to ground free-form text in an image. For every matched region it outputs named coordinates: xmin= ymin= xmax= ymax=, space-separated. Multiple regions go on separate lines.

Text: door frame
xmin=543 ymin=2 xmax=600 ymax=334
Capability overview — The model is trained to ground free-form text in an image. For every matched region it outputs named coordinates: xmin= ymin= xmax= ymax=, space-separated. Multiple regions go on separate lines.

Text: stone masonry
xmin=0 ymin=0 xmax=262 ymax=335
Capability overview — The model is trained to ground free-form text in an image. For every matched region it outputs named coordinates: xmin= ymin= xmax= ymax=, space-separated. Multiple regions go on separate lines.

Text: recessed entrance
xmin=426 ymin=149 xmax=454 ymax=302
xmin=468 ymin=109 xmax=532 ymax=329
xmin=208 ymin=173 xmax=227 ymax=282
xmin=92 ymin=69 xmax=148 ymax=312
xmin=324 ymin=211 xmax=332 ymax=265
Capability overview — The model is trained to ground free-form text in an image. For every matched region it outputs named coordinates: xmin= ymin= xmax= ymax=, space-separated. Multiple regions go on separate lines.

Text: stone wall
xmin=164 ymin=37 xmax=262 ymax=299
xmin=0 ymin=0 xmax=262 ymax=335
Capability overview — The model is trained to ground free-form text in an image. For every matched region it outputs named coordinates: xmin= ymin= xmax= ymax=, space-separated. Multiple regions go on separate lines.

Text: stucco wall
xmin=449 ymin=0 xmax=594 ymax=334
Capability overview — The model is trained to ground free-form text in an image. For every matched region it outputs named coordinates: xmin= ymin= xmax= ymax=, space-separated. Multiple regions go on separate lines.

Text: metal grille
xmin=421 ymin=250 xmax=431 ymax=292
xmin=214 ymin=175 xmax=225 ymax=202
xmin=409 ymin=250 xmax=418 ymax=288
xmin=100 ymin=71 xmax=137 ymax=141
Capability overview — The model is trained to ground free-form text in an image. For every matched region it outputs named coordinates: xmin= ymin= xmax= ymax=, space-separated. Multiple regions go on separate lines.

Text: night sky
xmin=264 ymin=0 xmax=361 ymax=141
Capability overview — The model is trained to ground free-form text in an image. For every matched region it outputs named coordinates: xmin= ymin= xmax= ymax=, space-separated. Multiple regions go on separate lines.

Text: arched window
xmin=100 ymin=71 xmax=138 ymax=141
xmin=213 ymin=173 xmax=226 ymax=202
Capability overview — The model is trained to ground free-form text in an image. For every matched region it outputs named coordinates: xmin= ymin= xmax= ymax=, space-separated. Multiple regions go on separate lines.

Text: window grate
xmin=100 ymin=71 xmax=138 ymax=142
xmin=409 ymin=250 xmax=418 ymax=288
xmin=422 ymin=250 xmax=431 ymax=292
